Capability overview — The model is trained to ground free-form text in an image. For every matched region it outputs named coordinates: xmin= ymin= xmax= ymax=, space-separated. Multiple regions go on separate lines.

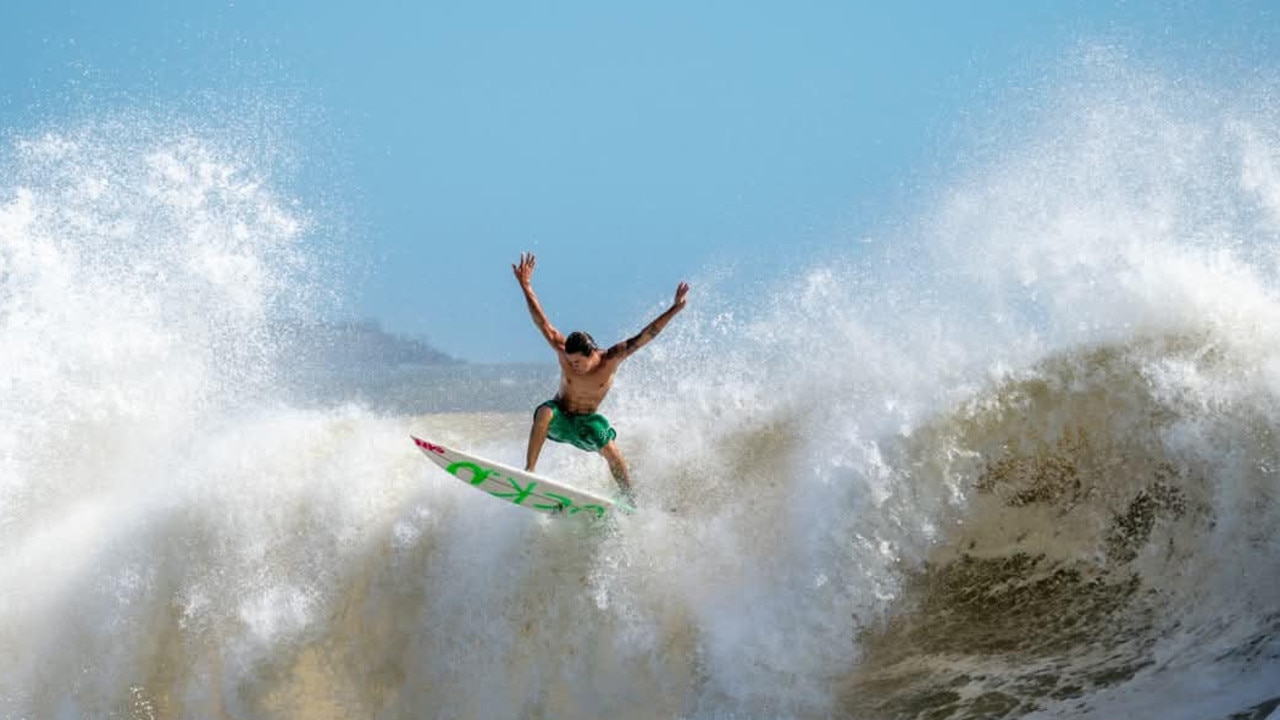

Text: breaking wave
xmin=2 ymin=54 xmax=1279 ymax=719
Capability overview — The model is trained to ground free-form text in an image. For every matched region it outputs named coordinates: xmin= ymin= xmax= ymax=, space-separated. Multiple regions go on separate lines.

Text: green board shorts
xmin=538 ymin=399 xmax=617 ymax=453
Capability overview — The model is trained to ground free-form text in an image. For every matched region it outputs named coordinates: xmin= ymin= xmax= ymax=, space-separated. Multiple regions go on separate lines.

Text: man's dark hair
xmin=565 ymin=331 xmax=598 ymax=356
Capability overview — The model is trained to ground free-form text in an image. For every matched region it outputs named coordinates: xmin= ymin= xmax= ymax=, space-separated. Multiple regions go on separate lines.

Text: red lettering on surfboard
xmin=413 ymin=437 xmax=446 ymax=454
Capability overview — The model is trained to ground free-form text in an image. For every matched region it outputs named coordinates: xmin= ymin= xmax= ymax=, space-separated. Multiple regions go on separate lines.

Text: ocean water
xmin=3 ymin=61 xmax=1280 ymax=719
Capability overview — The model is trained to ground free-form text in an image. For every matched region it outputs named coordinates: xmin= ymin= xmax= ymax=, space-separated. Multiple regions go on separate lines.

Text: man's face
xmin=566 ymin=351 xmax=596 ymax=374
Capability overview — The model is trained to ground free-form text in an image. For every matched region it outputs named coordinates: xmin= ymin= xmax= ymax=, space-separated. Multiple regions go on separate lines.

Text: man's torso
xmin=554 ymin=353 xmax=623 ymax=414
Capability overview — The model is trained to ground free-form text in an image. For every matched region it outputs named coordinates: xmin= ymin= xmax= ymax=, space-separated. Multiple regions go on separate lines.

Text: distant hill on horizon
xmin=277 ymin=318 xmax=458 ymax=369
xmin=273 ymin=319 xmax=557 ymax=412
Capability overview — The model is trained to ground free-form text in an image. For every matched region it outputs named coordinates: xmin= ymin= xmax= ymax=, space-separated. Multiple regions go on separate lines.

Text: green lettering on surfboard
xmin=446 ymin=461 xmax=496 ymax=486
xmin=444 ymin=458 xmax=609 ymax=517
xmin=488 ymin=476 xmax=538 ymax=505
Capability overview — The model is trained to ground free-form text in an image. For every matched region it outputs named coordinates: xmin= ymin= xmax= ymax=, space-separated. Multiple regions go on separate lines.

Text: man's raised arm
xmin=606 ymin=282 xmax=690 ymax=360
xmin=512 ymin=252 xmax=565 ymax=349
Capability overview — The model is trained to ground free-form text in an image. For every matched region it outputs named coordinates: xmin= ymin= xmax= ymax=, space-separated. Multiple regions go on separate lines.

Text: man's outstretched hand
xmin=673 ymin=281 xmax=690 ymax=310
xmin=513 ymin=252 xmax=536 ymax=287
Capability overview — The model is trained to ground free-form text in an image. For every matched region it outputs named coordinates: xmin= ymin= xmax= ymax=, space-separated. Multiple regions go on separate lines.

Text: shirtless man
xmin=513 ymin=252 xmax=689 ymax=501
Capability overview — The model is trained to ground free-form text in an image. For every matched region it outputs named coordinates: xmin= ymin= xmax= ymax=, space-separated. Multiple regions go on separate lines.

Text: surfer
xmin=513 ymin=252 xmax=688 ymax=503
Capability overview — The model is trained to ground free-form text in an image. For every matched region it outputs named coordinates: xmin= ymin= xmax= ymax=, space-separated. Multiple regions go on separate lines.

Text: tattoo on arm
xmin=610 ymin=303 xmax=680 ymax=358
xmin=618 ymin=323 xmax=661 ymax=356
xmin=632 ymin=327 xmax=657 ymax=347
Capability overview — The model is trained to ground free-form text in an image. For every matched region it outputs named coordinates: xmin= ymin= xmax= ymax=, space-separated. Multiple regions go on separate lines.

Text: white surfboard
xmin=411 ymin=436 xmax=627 ymax=519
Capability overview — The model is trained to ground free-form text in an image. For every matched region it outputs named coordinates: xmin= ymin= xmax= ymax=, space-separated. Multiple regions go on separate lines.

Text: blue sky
xmin=2 ymin=2 xmax=1277 ymax=361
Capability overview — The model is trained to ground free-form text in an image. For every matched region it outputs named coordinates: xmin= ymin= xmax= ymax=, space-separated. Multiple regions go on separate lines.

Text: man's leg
xmin=526 ymin=404 xmax=554 ymax=472
xmin=599 ymin=441 xmax=633 ymax=498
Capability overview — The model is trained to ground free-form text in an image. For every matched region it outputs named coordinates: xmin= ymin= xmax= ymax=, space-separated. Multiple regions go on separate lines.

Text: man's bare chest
xmin=562 ymin=372 xmax=613 ymax=395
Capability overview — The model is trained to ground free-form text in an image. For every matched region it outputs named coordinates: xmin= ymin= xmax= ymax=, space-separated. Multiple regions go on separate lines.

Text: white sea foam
xmin=3 ymin=56 xmax=1280 ymax=719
